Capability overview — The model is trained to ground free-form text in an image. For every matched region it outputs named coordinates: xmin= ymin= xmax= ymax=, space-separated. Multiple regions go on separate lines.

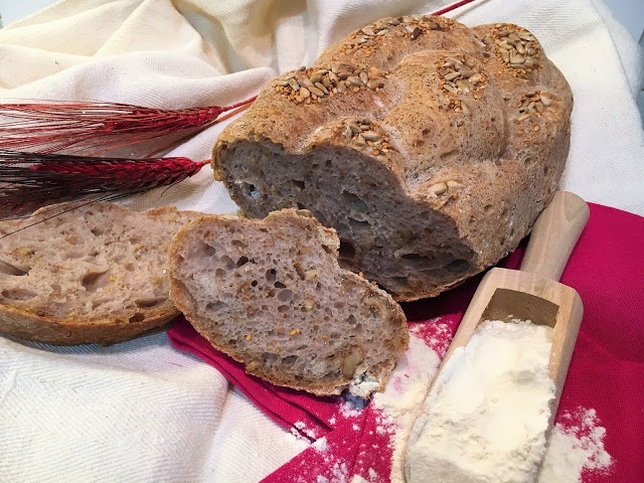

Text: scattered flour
xmin=537 ymin=407 xmax=612 ymax=482
xmin=372 ymin=334 xmax=442 ymax=483
xmin=404 ymin=320 xmax=556 ymax=483
xmin=312 ymin=320 xmax=612 ymax=483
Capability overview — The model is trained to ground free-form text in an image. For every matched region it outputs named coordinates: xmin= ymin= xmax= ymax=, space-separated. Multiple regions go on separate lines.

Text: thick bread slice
xmin=167 ymin=208 xmax=409 ymax=397
xmin=212 ymin=16 xmax=573 ymax=301
xmin=0 ymin=202 xmax=201 ymax=345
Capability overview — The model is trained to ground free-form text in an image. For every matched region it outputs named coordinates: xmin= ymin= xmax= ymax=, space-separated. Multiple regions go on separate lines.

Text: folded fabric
xmin=167 ymin=202 xmax=644 ymax=482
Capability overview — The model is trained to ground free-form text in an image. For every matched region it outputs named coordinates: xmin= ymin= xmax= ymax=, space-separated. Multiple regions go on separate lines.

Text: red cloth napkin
xmin=167 ymin=203 xmax=644 ymax=482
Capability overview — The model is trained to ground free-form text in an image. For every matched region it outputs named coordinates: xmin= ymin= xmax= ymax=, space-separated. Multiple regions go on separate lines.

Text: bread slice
xmin=167 ymin=208 xmax=409 ymax=397
xmin=0 ymin=202 xmax=201 ymax=345
xmin=212 ymin=16 xmax=573 ymax=301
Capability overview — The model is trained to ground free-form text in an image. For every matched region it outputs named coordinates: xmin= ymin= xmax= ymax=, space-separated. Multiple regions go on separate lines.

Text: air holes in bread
xmin=81 ymin=270 xmax=110 ymax=292
xmin=134 ymin=298 xmax=165 ymax=309
xmin=0 ymin=259 xmax=29 ymax=277
xmin=343 ymin=191 xmax=369 ymax=212
xmin=128 ymin=313 xmax=146 ymax=323
xmin=1 ymin=288 xmax=37 ymax=301
xmin=445 ymin=258 xmax=470 ymax=273
xmin=339 ymin=241 xmax=356 ymax=261
xmin=266 ymin=268 xmax=277 ymax=282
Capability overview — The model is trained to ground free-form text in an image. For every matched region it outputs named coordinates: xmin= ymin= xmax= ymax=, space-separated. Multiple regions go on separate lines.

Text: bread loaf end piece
xmin=212 ymin=16 xmax=573 ymax=301
xmin=0 ymin=202 xmax=201 ymax=345
xmin=168 ymin=209 xmax=409 ymax=397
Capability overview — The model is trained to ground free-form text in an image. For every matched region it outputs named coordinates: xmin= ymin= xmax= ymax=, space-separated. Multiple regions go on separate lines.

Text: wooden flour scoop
xmin=439 ymin=190 xmax=590 ymax=417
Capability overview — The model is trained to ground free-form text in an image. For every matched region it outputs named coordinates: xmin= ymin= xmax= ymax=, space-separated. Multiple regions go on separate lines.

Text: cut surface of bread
xmin=168 ymin=209 xmax=409 ymax=397
xmin=0 ymin=202 xmax=201 ymax=345
xmin=212 ymin=16 xmax=573 ymax=301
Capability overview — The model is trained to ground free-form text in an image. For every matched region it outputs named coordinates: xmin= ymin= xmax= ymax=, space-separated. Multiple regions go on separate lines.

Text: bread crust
xmin=0 ymin=202 xmax=201 ymax=345
xmin=212 ymin=16 xmax=573 ymax=301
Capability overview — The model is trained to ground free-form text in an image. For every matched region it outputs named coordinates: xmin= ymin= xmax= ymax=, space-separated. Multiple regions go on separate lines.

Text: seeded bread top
xmin=214 ymin=16 xmax=572 ymax=185
xmin=212 ymin=15 xmax=573 ymax=290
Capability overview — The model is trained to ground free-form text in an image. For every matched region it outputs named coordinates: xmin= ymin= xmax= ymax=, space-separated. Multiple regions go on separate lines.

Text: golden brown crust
xmin=0 ymin=303 xmax=177 ymax=346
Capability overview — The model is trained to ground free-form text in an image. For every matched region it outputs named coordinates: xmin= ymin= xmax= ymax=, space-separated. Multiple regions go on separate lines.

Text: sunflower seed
xmin=348 ymin=122 xmax=362 ymax=134
xmin=347 ymin=75 xmax=364 ymax=87
xmin=288 ymin=78 xmax=301 ymax=91
xmin=444 ymin=71 xmax=461 ymax=81
xmin=309 ymin=85 xmax=325 ymax=97
xmin=469 ymin=73 xmax=482 ymax=85
xmin=299 ymin=77 xmax=314 ymax=89
xmin=540 ymin=95 xmax=552 ymax=107
xmin=460 ymin=67 xmax=475 ymax=78
xmin=315 ymin=82 xmax=329 ymax=94
xmin=523 ymin=58 xmax=537 ymax=68
xmin=516 ymin=42 xmax=526 ymax=54
xmin=443 ymin=83 xmax=458 ymax=94
xmin=361 ymin=27 xmax=375 ymax=36
xmin=499 ymin=48 xmax=510 ymax=63
xmin=510 ymin=52 xmax=525 ymax=64
xmin=342 ymin=125 xmax=352 ymax=142
xmin=446 ymin=180 xmax=463 ymax=188
xmin=460 ymin=101 xmax=471 ymax=116
xmin=517 ymin=113 xmax=532 ymax=122
xmin=410 ymin=26 xmax=422 ymax=39
xmin=361 ymin=131 xmax=382 ymax=142
xmin=367 ymin=79 xmax=383 ymax=90
xmin=518 ymin=31 xmax=535 ymax=42
xmin=428 ymin=182 xmax=448 ymax=195
xmin=299 ymin=87 xmax=310 ymax=99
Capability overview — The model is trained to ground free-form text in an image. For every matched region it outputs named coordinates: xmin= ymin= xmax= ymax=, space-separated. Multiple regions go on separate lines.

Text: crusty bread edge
xmin=0 ymin=302 xmax=179 ymax=346
xmin=167 ymin=212 xmax=410 ymax=397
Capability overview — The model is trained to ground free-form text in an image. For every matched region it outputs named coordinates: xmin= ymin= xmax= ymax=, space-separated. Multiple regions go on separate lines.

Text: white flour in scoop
xmin=404 ymin=319 xmax=556 ymax=483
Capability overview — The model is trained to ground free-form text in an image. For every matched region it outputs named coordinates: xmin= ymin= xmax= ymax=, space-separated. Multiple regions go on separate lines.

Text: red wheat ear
xmin=0 ymin=97 xmax=255 ymax=155
xmin=0 ymin=150 xmax=208 ymax=219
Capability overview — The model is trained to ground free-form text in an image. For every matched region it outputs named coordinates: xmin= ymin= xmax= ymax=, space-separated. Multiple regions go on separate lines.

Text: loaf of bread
xmin=167 ymin=208 xmax=409 ymax=397
xmin=0 ymin=202 xmax=201 ymax=345
xmin=212 ymin=16 xmax=573 ymax=301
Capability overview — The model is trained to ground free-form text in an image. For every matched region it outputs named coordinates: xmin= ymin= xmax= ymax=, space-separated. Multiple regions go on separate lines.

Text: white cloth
xmin=0 ymin=0 xmax=642 ymax=481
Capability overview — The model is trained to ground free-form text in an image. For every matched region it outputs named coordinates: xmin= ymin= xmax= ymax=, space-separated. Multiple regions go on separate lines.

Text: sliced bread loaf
xmin=0 ymin=202 xmax=201 ymax=345
xmin=212 ymin=16 xmax=573 ymax=301
xmin=167 ymin=208 xmax=409 ymax=397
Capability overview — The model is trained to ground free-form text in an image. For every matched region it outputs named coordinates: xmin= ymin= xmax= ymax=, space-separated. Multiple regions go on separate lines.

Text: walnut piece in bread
xmin=167 ymin=208 xmax=409 ymax=397
xmin=212 ymin=16 xmax=573 ymax=301
xmin=0 ymin=202 xmax=201 ymax=345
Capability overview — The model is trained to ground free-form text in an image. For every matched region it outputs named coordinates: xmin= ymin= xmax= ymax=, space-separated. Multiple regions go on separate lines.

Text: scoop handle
xmin=520 ymin=191 xmax=590 ymax=281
